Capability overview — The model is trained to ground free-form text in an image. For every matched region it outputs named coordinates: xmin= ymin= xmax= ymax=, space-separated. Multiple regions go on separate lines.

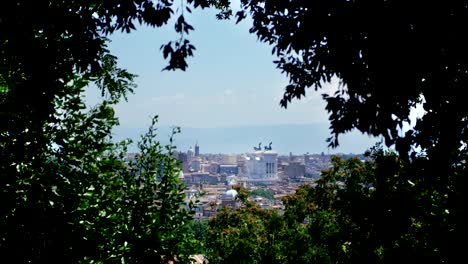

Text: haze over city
xmin=85 ymin=3 xmax=379 ymax=154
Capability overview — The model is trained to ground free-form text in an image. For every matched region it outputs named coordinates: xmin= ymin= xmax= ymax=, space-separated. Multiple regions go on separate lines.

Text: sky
xmin=85 ymin=3 xmax=381 ymax=154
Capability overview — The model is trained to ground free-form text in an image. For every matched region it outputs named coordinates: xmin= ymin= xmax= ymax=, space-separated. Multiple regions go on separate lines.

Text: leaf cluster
xmin=233 ymin=1 xmax=468 ymax=167
xmin=207 ymin=147 xmax=462 ymax=263
xmin=1 ymin=40 xmax=199 ymax=263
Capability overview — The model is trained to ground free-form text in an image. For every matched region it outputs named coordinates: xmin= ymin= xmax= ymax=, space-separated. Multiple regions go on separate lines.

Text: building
xmin=188 ymin=157 xmax=202 ymax=172
xmin=200 ymin=163 xmax=211 ymax=174
xmin=284 ymin=162 xmax=306 ymax=179
xmin=202 ymin=163 xmax=220 ymax=174
xmin=304 ymin=152 xmax=310 ymax=164
xmin=236 ymin=156 xmax=247 ymax=175
xmin=222 ymin=154 xmax=237 ymax=165
xmin=184 ymin=173 xmax=220 ymax=185
xmin=244 ymin=142 xmax=278 ymax=183
xmin=187 ymin=146 xmax=194 ymax=161
xmin=220 ymin=177 xmax=239 ymax=208
xmin=194 ymin=142 xmax=200 ymax=156
xmin=219 ymin=164 xmax=239 ymax=175
xmin=177 ymin=151 xmax=189 ymax=172
xmin=220 ymin=188 xmax=238 ymax=208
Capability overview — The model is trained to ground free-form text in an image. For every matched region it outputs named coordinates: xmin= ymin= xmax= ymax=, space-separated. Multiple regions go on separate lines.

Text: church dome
xmin=223 ymin=189 xmax=238 ymax=199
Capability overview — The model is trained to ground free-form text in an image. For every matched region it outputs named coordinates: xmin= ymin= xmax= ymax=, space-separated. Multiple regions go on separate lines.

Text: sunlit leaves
xmin=93 ymin=54 xmax=137 ymax=102
xmin=1 ymin=50 xmax=199 ymax=262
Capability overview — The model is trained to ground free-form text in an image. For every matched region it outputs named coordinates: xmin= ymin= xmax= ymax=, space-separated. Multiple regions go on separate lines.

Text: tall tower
xmin=187 ymin=146 xmax=194 ymax=161
xmin=304 ymin=152 xmax=310 ymax=163
xmin=194 ymin=141 xmax=200 ymax=157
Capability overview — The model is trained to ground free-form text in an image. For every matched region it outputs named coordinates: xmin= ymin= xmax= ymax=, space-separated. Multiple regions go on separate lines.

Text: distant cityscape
xmin=113 ymin=124 xmax=378 ymax=155
xmin=127 ymin=141 xmax=365 ymax=219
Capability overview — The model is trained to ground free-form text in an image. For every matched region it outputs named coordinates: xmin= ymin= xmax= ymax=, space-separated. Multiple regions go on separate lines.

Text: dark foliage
xmin=207 ymin=147 xmax=463 ymax=263
xmin=0 ymin=1 xmax=223 ymax=262
xmin=205 ymin=2 xmax=468 ymax=262
xmin=233 ymin=3 xmax=468 ymax=260
xmin=234 ymin=1 xmax=467 ymax=162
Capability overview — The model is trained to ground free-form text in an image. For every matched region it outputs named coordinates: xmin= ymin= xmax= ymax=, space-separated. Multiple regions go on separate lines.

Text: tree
xmin=187 ymin=219 xmax=209 ymax=252
xmin=1 ymin=1 xmax=223 ymax=261
xmin=250 ymin=188 xmax=275 ymax=201
xmin=228 ymin=2 xmax=468 ymax=261
xmin=206 ymin=185 xmax=285 ymax=264
xmin=0 ymin=0 xmax=217 ymax=143
xmin=280 ymin=148 xmax=445 ymax=263
xmin=235 ymin=1 xmax=467 ymax=157
xmin=1 ymin=50 xmax=200 ymax=262
xmin=206 ymin=147 xmax=454 ymax=263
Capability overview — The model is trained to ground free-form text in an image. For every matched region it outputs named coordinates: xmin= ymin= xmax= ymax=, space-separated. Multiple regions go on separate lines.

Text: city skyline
xmin=84 ymin=2 xmax=422 ymax=155
xmin=114 ymin=123 xmax=379 ymax=155
xmin=82 ymin=5 xmax=381 ymax=154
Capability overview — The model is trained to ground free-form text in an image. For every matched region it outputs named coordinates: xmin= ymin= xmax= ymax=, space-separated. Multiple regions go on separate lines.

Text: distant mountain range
xmin=112 ymin=123 xmax=379 ymax=155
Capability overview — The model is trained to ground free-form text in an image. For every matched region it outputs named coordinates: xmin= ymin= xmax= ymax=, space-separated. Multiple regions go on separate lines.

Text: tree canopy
xmin=205 ymin=147 xmax=463 ymax=263
xmin=204 ymin=1 xmax=468 ymax=262
xmin=0 ymin=0 xmax=214 ymax=128
xmin=234 ymin=1 xmax=467 ymax=162
xmin=232 ymin=5 xmax=468 ymax=254
xmin=1 ymin=1 xmax=220 ymax=262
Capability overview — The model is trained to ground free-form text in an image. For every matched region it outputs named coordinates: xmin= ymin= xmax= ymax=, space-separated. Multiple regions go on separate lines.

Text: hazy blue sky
xmin=104 ymin=8 xmax=336 ymax=127
xmin=85 ymin=3 xmax=382 ymax=154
